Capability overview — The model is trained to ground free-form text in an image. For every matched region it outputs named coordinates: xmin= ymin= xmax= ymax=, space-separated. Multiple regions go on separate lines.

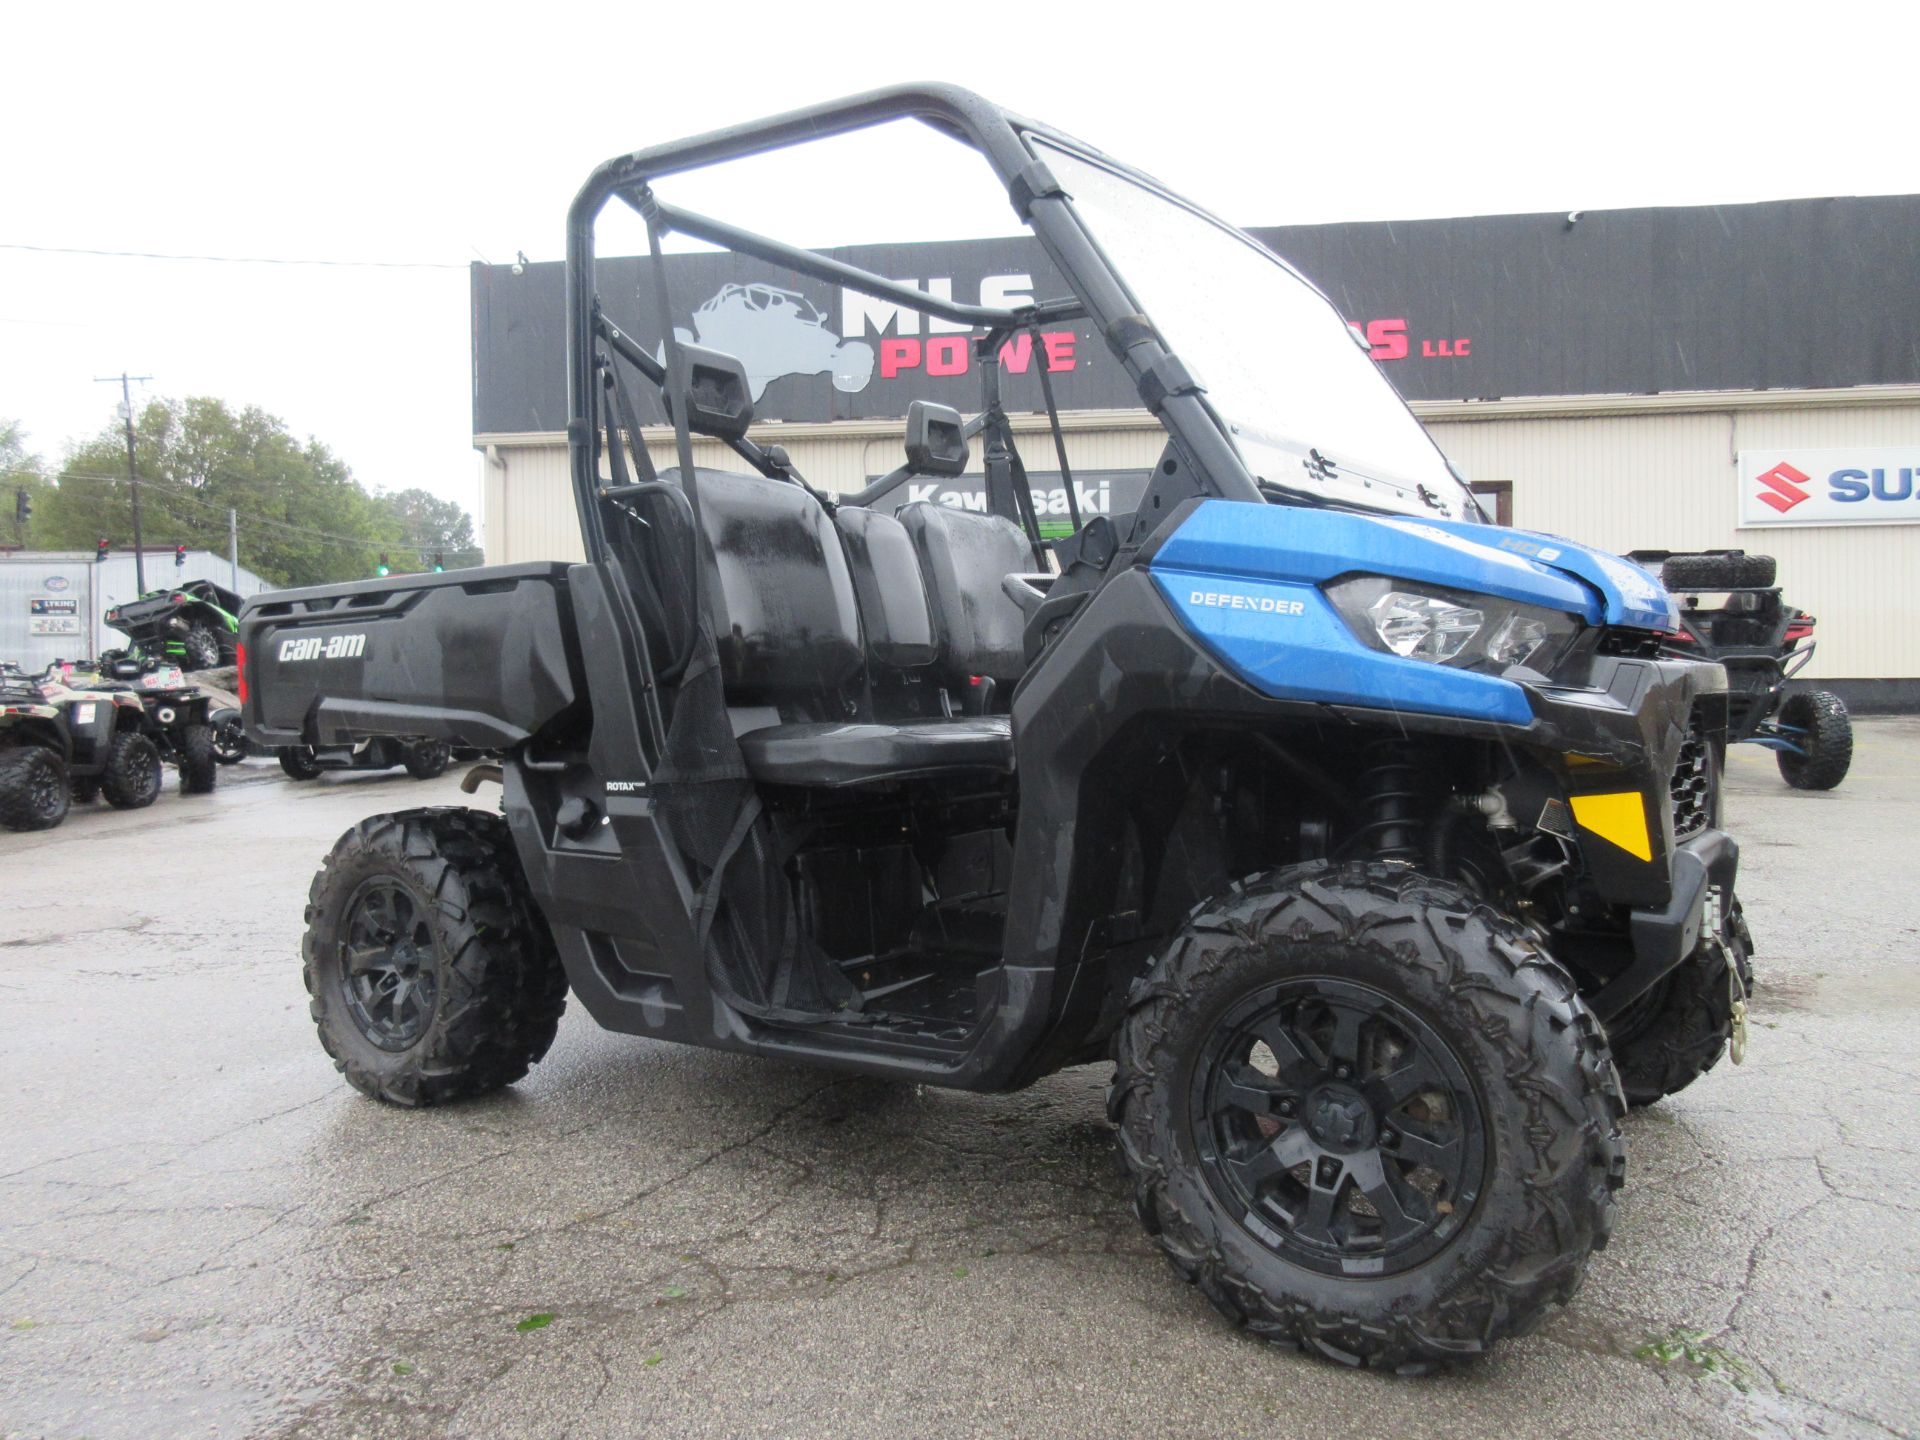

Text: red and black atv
xmin=1631 ymin=549 xmax=1852 ymax=790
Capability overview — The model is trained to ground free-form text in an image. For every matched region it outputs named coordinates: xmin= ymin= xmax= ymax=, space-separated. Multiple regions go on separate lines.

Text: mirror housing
xmin=664 ymin=343 xmax=754 ymax=441
xmin=905 ymin=400 xmax=968 ymax=477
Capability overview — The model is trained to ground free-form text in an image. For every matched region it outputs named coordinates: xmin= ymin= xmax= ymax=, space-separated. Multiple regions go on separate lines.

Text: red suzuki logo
xmin=1755 ymin=461 xmax=1811 ymax=513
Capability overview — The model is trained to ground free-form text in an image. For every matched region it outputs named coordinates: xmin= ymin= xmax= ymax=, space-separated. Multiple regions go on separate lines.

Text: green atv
xmin=103 ymin=578 xmax=243 ymax=672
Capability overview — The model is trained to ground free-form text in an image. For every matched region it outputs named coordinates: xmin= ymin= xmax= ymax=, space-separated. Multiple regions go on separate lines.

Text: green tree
xmin=378 ymin=486 xmax=478 ymax=570
xmin=37 ymin=397 xmax=403 ymax=588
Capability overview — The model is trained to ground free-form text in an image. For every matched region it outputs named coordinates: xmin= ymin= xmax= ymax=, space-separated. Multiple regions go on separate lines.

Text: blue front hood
xmin=1149 ymin=502 xmax=1678 ymax=632
xmin=1143 ymin=501 xmax=1679 ymax=727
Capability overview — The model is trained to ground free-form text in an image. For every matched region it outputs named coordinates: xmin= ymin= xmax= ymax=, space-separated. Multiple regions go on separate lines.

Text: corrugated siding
xmin=482 ymin=401 xmax=1918 ymax=679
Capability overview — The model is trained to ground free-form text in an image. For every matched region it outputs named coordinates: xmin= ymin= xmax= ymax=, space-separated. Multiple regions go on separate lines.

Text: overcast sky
xmin=4 ymin=1 xmax=1912 ymax=535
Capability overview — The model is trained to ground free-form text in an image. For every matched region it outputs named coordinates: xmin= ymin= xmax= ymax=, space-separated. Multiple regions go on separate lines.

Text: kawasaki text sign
xmin=1737 ymin=446 xmax=1920 ymax=528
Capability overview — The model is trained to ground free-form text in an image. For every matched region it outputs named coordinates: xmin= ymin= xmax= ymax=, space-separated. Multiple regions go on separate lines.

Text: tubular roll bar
xmin=563 ymin=84 xmax=1264 ymax=564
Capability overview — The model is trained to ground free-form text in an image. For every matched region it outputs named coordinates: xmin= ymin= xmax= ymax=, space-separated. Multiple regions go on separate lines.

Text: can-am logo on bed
xmin=278 ymin=634 xmax=367 ymax=662
xmin=1738 ymin=447 xmax=1920 ymax=528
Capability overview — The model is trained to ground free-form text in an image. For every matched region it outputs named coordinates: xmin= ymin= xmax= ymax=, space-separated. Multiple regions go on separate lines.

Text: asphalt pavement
xmin=2 ymin=728 xmax=1917 ymax=1439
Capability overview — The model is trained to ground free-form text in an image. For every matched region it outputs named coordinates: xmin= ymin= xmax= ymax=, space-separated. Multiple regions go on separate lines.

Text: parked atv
xmin=103 ymin=578 xmax=243 ymax=672
xmin=69 ymin=651 xmax=219 ymax=797
xmin=240 ymin=87 xmax=1750 ymax=1370
xmin=0 ymin=662 xmax=165 ymax=826
xmin=276 ymin=737 xmax=454 ymax=783
xmin=1629 ymin=549 xmax=1852 ymax=790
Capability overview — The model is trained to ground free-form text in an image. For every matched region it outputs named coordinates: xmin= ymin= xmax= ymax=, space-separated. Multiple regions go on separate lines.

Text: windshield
xmin=1032 ymin=139 xmax=1480 ymax=522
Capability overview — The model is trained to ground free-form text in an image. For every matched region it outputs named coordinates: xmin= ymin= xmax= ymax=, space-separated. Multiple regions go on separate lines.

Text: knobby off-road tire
xmin=1608 ymin=927 xmax=1751 ymax=1107
xmin=402 ymin=740 xmax=453 ymax=781
xmin=303 ymin=807 xmax=568 ymax=1106
xmin=182 ymin=624 xmax=222 ymax=671
xmin=1661 ymin=551 xmax=1776 ymax=590
xmin=210 ymin=709 xmax=249 ymax=764
xmin=1110 ymin=862 xmax=1625 ymax=1371
xmin=278 ymin=746 xmax=323 ymax=781
xmin=1776 ymin=691 xmax=1852 ymax=791
xmin=70 ymin=775 xmax=101 ymax=804
xmin=100 ymin=732 xmax=163 ymax=810
xmin=0 ymin=745 xmax=70 ymax=831
xmin=177 ymin=722 xmax=218 ymax=794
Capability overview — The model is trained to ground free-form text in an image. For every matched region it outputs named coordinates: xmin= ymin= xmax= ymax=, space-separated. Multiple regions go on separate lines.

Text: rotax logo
xmin=1737 ymin=448 xmax=1920 ymax=528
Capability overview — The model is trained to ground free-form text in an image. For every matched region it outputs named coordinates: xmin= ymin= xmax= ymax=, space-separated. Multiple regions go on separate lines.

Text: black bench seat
xmin=736 ymin=717 xmax=1013 ymax=787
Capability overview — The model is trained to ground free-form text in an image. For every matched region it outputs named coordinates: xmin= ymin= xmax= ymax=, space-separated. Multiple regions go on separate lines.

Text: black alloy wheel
xmin=211 ymin=710 xmax=249 ymax=764
xmin=340 ymin=880 xmax=440 ymax=1051
xmin=1190 ymin=978 xmax=1485 ymax=1276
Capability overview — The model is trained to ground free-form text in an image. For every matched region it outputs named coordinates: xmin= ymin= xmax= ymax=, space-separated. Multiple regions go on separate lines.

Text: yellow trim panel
xmin=1569 ymin=792 xmax=1653 ymax=862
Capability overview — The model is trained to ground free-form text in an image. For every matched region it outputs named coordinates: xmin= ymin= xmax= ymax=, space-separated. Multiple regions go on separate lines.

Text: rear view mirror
xmin=905 ymin=400 xmax=968 ymax=477
xmin=664 ymin=343 xmax=754 ymax=441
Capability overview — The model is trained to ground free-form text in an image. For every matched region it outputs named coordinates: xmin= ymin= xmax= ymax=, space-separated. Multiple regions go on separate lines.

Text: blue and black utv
xmin=240 ymin=87 xmax=1750 ymax=1369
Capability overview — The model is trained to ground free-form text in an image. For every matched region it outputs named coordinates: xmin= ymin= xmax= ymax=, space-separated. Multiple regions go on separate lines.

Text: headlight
xmin=1328 ymin=575 xmax=1583 ymax=675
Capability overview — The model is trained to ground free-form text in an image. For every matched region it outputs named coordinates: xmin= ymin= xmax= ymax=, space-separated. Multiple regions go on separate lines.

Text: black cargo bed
xmin=238 ymin=563 xmax=585 ymax=751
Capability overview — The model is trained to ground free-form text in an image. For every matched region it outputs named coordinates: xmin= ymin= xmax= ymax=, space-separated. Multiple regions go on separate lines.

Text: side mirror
xmin=905 ymin=400 xmax=968 ymax=477
xmin=664 ymin=343 xmax=754 ymax=441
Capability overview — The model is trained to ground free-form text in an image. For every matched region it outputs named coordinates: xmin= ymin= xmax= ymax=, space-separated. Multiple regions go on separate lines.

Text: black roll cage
xmin=562 ymin=82 xmax=1266 ymax=567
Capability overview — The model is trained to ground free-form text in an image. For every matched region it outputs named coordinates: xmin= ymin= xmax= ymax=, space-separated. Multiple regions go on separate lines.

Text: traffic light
xmin=96 ymin=537 xmax=110 ymax=561
xmin=174 ymin=544 xmax=187 ymax=568
xmin=375 ymin=552 xmax=390 ymax=578
xmin=12 ymin=489 xmax=28 ymax=526
xmin=431 ymin=552 xmax=444 ymax=573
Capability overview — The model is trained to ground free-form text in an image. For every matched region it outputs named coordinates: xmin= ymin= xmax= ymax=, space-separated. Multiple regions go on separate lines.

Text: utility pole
xmin=94 ymin=372 xmax=153 ymax=592
xmin=228 ymin=508 xmax=239 ymax=590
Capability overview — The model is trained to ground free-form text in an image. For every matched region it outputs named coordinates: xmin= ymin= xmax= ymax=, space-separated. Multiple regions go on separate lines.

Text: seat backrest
xmin=675 ymin=469 xmax=863 ymax=701
xmin=833 ymin=508 xmax=937 ymax=671
xmin=895 ymin=501 xmax=1032 ymax=682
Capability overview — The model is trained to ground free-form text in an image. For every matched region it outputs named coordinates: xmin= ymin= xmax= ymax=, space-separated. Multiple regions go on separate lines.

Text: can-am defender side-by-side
xmin=241 ymin=87 xmax=1749 ymax=1369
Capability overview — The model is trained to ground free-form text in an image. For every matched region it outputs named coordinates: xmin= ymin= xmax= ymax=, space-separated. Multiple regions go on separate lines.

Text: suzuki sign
xmin=1737 ymin=447 xmax=1920 ymax=528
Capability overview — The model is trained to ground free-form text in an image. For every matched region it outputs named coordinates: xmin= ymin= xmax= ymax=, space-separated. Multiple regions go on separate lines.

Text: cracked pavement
xmin=2 ymin=727 xmax=1917 ymax=1439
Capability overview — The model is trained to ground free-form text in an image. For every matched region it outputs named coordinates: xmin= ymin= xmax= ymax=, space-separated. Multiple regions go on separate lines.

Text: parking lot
xmin=2 ymin=724 xmax=1917 ymax=1440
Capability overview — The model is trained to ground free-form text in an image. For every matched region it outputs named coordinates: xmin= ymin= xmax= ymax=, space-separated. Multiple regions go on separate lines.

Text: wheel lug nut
xmin=1381 ymin=1130 xmax=1396 ymax=1146
xmin=1278 ymin=1099 xmax=1295 ymax=1116
xmin=1334 ymin=1065 xmax=1351 ymax=1080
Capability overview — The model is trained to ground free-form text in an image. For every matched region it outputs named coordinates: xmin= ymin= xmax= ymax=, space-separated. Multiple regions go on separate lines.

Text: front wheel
xmin=1776 ymin=691 xmax=1852 ymax=791
xmin=1110 ymin=862 xmax=1624 ymax=1371
xmin=0 ymin=746 xmax=70 ymax=832
xmin=303 ymin=808 xmax=568 ymax=1105
xmin=402 ymin=739 xmax=452 ymax=781
xmin=278 ymin=746 xmax=323 ymax=781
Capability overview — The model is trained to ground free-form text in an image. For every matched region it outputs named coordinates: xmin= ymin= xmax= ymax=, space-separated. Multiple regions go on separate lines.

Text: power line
xmin=0 ymin=241 xmax=466 ymax=270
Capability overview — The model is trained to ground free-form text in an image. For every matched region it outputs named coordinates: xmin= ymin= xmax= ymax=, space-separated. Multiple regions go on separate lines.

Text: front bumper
xmin=1590 ymin=827 xmax=1740 ymax=1022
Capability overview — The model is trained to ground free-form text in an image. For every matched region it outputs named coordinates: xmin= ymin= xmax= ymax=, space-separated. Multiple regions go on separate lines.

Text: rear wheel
xmin=100 ymin=732 xmax=163 ymax=810
xmin=181 ymin=624 xmax=221 ymax=671
xmin=279 ymin=746 xmax=323 ymax=781
xmin=303 ymin=808 xmax=568 ymax=1106
xmin=1776 ymin=691 xmax=1852 ymax=791
xmin=402 ymin=739 xmax=452 ymax=781
xmin=177 ymin=722 xmax=218 ymax=794
xmin=1111 ymin=862 xmax=1624 ymax=1370
xmin=0 ymin=745 xmax=70 ymax=831
xmin=210 ymin=709 xmax=249 ymax=764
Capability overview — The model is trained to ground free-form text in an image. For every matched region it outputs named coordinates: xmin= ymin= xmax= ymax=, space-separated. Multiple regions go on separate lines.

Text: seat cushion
xmin=737 ymin=716 xmax=1013 ymax=788
xmin=834 ymin=507 xmax=937 ymax=670
xmin=673 ymin=468 xmax=864 ymax=699
xmin=895 ymin=502 xmax=1032 ymax=682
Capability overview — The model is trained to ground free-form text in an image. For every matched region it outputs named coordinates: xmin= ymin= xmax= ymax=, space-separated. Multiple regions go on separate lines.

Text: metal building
xmin=470 ymin=195 xmax=1920 ymax=709
xmin=0 ymin=550 xmax=271 ymax=671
